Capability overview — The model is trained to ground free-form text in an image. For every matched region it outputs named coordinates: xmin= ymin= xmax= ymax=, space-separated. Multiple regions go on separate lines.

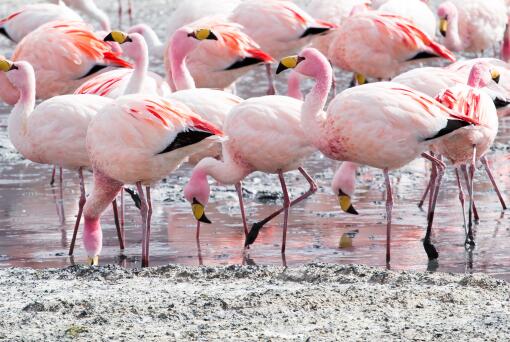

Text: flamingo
xmin=85 ymin=95 xmax=223 ymax=266
xmin=377 ymin=0 xmax=436 ymax=38
xmin=328 ymin=11 xmax=455 ymax=85
xmin=52 ymin=0 xmax=111 ymax=31
xmin=164 ymin=17 xmax=273 ymax=93
xmin=276 ymin=48 xmax=480 ymax=262
xmin=0 ymin=20 xmax=131 ymax=106
xmin=426 ymin=63 xmax=502 ymax=246
xmin=74 ymin=31 xmax=171 ymax=98
xmin=0 ymin=58 xmax=124 ymax=256
xmin=437 ymin=0 xmax=507 ymax=53
xmin=229 ymin=0 xmax=335 ymax=94
xmin=183 ymin=94 xmax=318 ymax=253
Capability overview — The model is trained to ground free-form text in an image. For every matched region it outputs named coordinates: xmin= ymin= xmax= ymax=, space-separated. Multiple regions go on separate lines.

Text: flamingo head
xmin=467 ymin=62 xmax=500 ymax=88
xmin=276 ymin=48 xmax=330 ymax=79
xmin=170 ymin=26 xmax=217 ymax=54
xmin=331 ymin=162 xmax=359 ymax=216
xmin=0 ymin=59 xmax=34 ymax=93
xmin=437 ymin=1 xmax=457 ymax=37
xmin=104 ymin=31 xmax=145 ymax=61
xmin=183 ymin=168 xmax=212 ymax=224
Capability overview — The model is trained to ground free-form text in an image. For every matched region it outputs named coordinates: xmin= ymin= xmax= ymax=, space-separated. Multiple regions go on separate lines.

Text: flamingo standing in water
xmin=85 ymin=95 xmax=223 ymax=266
xmin=328 ymin=10 xmax=455 ymax=85
xmin=437 ymin=0 xmax=507 ymax=54
xmin=0 ymin=58 xmax=124 ymax=256
xmin=0 ymin=20 xmax=131 ymax=105
xmin=276 ymin=48 xmax=479 ymax=262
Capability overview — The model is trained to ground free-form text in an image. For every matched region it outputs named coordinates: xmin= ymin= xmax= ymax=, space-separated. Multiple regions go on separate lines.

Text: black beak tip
xmin=126 ymin=36 xmax=133 ymax=43
xmin=104 ymin=33 xmax=114 ymax=42
xmin=199 ymin=215 xmax=212 ymax=224
xmin=276 ymin=63 xmax=287 ymax=75
xmin=347 ymin=205 xmax=359 ymax=215
xmin=494 ymin=76 xmax=501 ymax=84
xmin=208 ymin=32 xmax=218 ymax=40
xmin=11 ymin=64 xmax=18 ymax=70
xmin=440 ymin=30 xmax=447 ymax=38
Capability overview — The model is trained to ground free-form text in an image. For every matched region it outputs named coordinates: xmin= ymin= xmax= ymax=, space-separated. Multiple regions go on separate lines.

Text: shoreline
xmin=1 ymin=263 xmax=509 ymax=341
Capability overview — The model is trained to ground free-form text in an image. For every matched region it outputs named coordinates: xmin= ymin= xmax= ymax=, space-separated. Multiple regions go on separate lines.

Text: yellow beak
xmin=0 ymin=59 xmax=17 ymax=72
xmin=355 ymin=73 xmax=366 ymax=85
xmin=338 ymin=191 xmax=358 ymax=215
xmin=439 ymin=19 xmax=448 ymax=37
xmin=491 ymin=69 xmax=501 ymax=84
xmin=276 ymin=55 xmax=305 ymax=74
xmin=87 ymin=256 xmax=99 ymax=266
xmin=192 ymin=198 xmax=212 ymax=224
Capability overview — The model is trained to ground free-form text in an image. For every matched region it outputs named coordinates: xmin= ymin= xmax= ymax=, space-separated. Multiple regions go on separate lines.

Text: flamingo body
xmin=378 ymin=0 xmax=436 ymax=38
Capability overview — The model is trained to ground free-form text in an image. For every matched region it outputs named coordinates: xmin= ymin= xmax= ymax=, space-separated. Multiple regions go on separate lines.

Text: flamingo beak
xmin=439 ymin=19 xmax=448 ymax=37
xmin=338 ymin=190 xmax=358 ymax=215
xmin=104 ymin=31 xmax=132 ymax=44
xmin=0 ymin=59 xmax=18 ymax=72
xmin=188 ymin=28 xmax=218 ymax=41
xmin=276 ymin=55 xmax=305 ymax=74
xmin=192 ymin=198 xmax=212 ymax=224
xmin=87 ymin=256 xmax=99 ymax=266
xmin=491 ymin=70 xmax=501 ymax=84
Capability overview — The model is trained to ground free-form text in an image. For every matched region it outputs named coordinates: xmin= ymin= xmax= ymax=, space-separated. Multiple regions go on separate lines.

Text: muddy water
xmin=1 ymin=0 xmax=510 ymax=280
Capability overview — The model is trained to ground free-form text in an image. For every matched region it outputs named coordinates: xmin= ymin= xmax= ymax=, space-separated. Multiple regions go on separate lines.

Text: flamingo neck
xmin=194 ymin=156 xmax=249 ymax=185
xmin=133 ymin=25 xmax=164 ymax=56
xmin=501 ymin=23 xmax=510 ymax=62
xmin=169 ymin=31 xmax=196 ymax=91
xmin=124 ymin=35 xmax=149 ymax=95
xmin=301 ymin=58 xmax=332 ymax=145
xmin=8 ymin=65 xmax=36 ymax=155
xmin=444 ymin=9 xmax=463 ymax=51
xmin=287 ymin=71 xmax=304 ymax=100
xmin=331 ymin=162 xmax=359 ymax=196
xmin=83 ymin=170 xmax=123 ymax=258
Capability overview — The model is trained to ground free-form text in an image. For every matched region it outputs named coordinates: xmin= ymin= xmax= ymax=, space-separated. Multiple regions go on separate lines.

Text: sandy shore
xmin=0 ymin=264 xmax=509 ymax=341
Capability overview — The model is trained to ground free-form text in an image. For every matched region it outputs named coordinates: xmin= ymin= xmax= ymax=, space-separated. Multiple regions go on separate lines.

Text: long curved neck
xmin=287 ymin=71 xmax=303 ymax=100
xmin=194 ymin=156 xmax=250 ymax=185
xmin=169 ymin=32 xmax=196 ymax=91
xmin=301 ymin=60 xmax=332 ymax=145
xmin=124 ymin=35 xmax=149 ymax=95
xmin=332 ymin=162 xmax=359 ymax=196
xmin=8 ymin=67 xmax=36 ymax=155
xmin=445 ymin=10 xmax=462 ymax=51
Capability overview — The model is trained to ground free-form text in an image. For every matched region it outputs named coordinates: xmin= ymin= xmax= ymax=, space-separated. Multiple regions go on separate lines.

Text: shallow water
xmin=1 ymin=0 xmax=510 ymax=281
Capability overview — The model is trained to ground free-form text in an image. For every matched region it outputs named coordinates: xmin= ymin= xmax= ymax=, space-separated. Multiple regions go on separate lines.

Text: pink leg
xmin=50 ymin=166 xmax=56 ymax=186
xmin=329 ymin=60 xmax=336 ymax=96
xmin=120 ymin=190 xmax=125 ymax=238
xmin=68 ymin=168 xmax=86 ymax=256
xmin=111 ymin=199 xmax=125 ymax=251
xmin=480 ymin=156 xmax=507 ymax=210
xmin=196 ymin=238 xmax=203 ymax=266
xmin=136 ymin=182 xmax=149 ymax=267
xmin=383 ymin=169 xmax=393 ymax=263
xmin=455 ymin=167 xmax=468 ymax=234
xmin=421 ymin=152 xmax=445 ymax=260
xmin=244 ymin=167 xmax=317 ymax=247
xmin=58 ymin=166 xmax=65 ymax=223
xmin=418 ymin=177 xmax=431 ymax=208
xmin=128 ymin=0 xmax=133 ymax=25
xmin=466 ymin=147 xmax=477 ymax=247
xmin=145 ymin=186 xmax=152 ymax=260
xmin=235 ymin=182 xmax=249 ymax=236
xmin=265 ymin=64 xmax=276 ymax=95
xmin=461 ymin=164 xmax=479 ymax=222
xmin=277 ymin=170 xmax=291 ymax=254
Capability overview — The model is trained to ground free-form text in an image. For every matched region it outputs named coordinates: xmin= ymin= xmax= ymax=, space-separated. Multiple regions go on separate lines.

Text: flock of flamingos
xmin=1 ymin=0 xmax=510 ymax=267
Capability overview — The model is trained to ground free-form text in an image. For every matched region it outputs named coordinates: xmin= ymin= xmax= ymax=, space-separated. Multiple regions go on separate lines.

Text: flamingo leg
xmin=120 ymin=190 xmax=125 ymax=237
xmin=329 ymin=60 xmax=336 ymax=96
xmin=455 ymin=167 xmax=468 ymax=236
xmin=58 ymin=166 xmax=65 ymax=223
xmin=421 ymin=152 xmax=445 ymax=260
xmin=128 ymin=0 xmax=133 ymax=25
xmin=68 ymin=167 xmax=86 ymax=256
xmin=277 ymin=170 xmax=291 ymax=254
xmin=50 ymin=166 xmax=56 ymax=186
xmin=244 ymin=167 xmax=317 ymax=247
xmin=466 ymin=147 xmax=477 ymax=247
xmin=117 ymin=0 xmax=123 ymax=29
xmin=145 ymin=186 xmax=152 ymax=261
xmin=383 ymin=168 xmax=393 ymax=264
xmin=461 ymin=164 xmax=479 ymax=222
xmin=196 ymin=221 xmax=201 ymax=243
xmin=418 ymin=151 xmax=435 ymax=208
xmin=265 ymin=64 xmax=276 ymax=95
xmin=136 ymin=182 xmax=149 ymax=267
xmin=111 ymin=199 xmax=125 ymax=251
xmin=480 ymin=156 xmax=507 ymax=210
xmin=235 ymin=182 xmax=249 ymax=236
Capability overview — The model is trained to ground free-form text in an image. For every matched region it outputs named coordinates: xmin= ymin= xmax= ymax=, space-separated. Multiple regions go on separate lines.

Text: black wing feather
xmin=300 ymin=27 xmax=331 ymax=38
xmin=157 ymin=130 xmax=215 ymax=155
xmin=424 ymin=119 xmax=471 ymax=141
xmin=407 ymin=51 xmax=439 ymax=61
xmin=78 ymin=64 xmax=109 ymax=79
xmin=0 ymin=27 xmax=13 ymax=41
xmin=224 ymin=57 xmax=265 ymax=70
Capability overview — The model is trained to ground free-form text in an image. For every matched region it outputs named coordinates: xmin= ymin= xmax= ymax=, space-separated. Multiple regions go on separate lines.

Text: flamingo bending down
xmin=74 ymin=31 xmax=170 ymax=98
xmin=184 ymin=95 xmax=319 ymax=253
xmin=427 ymin=64 xmax=502 ymax=246
xmin=377 ymin=0 xmax=436 ymax=38
xmin=328 ymin=11 xmax=455 ymax=84
xmin=85 ymin=95 xmax=223 ymax=266
xmin=277 ymin=48 xmax=479 ymax=261
xmin=0 ymin=59 xmax=124 ymax=256
xmin=164 ymin=18 xmax=273 ymax=93
xmin=230 ymin=0 xmax=335 ymax=94
xmin=0 ymin=20 xmax=131 ymax=106
xmin=437 ymin=0 xmax=507 ymax=53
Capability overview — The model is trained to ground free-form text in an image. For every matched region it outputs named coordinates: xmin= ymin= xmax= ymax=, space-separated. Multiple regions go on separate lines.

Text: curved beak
xmin=276 ymin=55 xmax=305 ymax=74
xmin=338 ymin=190 xmax=358 ymax=215
xmin=192 ymin=198 xmax=212 ymax=224
xmin=439 ymin=19 xmax=448 ymax=37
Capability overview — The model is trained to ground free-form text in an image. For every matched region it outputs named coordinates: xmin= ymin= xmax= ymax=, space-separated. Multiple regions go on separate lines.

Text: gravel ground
xmin=1 ymin=264 xmax=509 ymax=341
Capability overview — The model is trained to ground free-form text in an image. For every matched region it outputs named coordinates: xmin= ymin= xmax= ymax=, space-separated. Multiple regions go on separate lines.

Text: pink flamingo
xmin=428 ymin=63 xmax=503 ymax=246
xmin=164 ymin=17 xmax=273 ymax=93
xmin=84 ymin=95 xmax=223 ymax=266
xmin=230 ymin=0 xmax=335 ymax=94
xmin=0 ymin=58 xmax=124 ymax=256
xmin=328 ymin=11 xmax=455 ymax=85
xmin=437 ymin=0 xmax=507 ymax=53
xmin=277 ymin=48 xmax=479 ymax=262
xmin=74 ymin=31 xmax=171 ymax=98
xmin=377 ymin=0 xmax=436 ymax=38
xmin=183 ymin=95 xmax=320 ymax=253
xmin=0 ymin=20 xmax=131 ymax=106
